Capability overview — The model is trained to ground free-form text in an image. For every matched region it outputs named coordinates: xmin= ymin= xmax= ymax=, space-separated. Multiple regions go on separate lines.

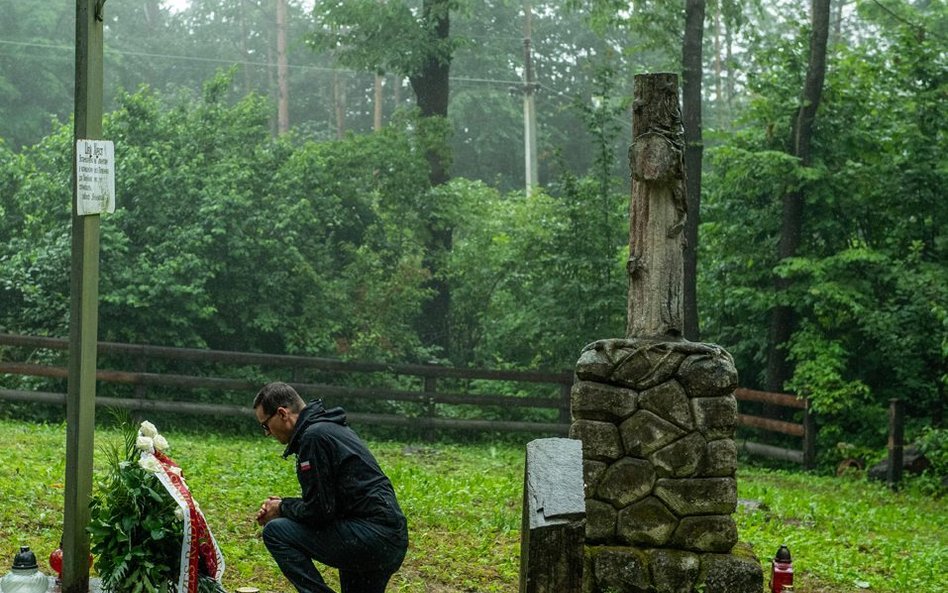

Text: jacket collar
xmin=282 ymin=399 xmax=348 ymax=458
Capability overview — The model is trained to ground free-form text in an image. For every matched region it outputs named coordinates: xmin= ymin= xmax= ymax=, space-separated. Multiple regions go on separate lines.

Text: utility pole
xmin=65 ymin=1 xmax=105 ymax=592
xmin=276 ymin=0 xmax=289 ymax=134
xmin=522 ymin=0 xmax=539 ymax=193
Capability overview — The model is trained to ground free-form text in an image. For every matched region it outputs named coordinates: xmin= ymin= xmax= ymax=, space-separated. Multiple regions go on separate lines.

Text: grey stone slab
xmin=525 ymin=437 xmax=585 ymax=529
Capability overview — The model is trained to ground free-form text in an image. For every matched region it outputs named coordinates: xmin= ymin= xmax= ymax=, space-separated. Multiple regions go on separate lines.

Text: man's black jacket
xmin=278 ymin=400 xmax=406 ymax=530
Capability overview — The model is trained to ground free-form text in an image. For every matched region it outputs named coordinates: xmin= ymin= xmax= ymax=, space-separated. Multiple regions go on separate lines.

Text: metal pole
xmin=64 ymin=1 xmax=104 ymax=591
xmin=522 ymin=0 xmax=539 ymax=193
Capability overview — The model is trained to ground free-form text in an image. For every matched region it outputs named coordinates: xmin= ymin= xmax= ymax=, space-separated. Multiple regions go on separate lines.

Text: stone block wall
xmin=570 ymin=338 xmax=762 ymax=593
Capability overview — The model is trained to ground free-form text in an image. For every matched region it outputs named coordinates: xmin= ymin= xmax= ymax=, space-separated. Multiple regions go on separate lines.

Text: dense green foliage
xmin=0 ymin=64 xmax=631 ymax=367
xmin=700 ymin=1 xmax=946 ymax=458
xmin=0 ymin=420 xmax=944 ymax=592
xmin=1 ymin=73 xmax=436 ymax=360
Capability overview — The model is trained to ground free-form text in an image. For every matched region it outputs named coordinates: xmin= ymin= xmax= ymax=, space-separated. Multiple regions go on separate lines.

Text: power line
xmin=452 ymin=76 xmax=522 ymax=86
xmin=0 ymin=38 xmax=525 ymax=86
xmin=868 ymin=0 xmax=947 ymax=42
xmin=0 ymin=38 xmax=342 ymax=72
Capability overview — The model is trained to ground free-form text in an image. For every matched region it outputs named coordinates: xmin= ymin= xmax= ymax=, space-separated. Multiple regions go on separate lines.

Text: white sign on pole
xmin=76 ymin=139 xmax=115 ymax=215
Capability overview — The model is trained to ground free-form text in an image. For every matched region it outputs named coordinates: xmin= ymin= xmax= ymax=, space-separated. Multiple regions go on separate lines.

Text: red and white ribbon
xmin=142 ymin=449 xmax=225 ymax=593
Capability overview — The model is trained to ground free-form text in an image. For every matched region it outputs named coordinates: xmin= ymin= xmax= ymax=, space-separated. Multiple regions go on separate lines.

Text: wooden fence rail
xmin=0 ymin=333 xmax=815 ymax=463
xmin=0 ymin=333 xmax=574 ymax=436
xmin=734 ymin=387 xmax=816 ymax=469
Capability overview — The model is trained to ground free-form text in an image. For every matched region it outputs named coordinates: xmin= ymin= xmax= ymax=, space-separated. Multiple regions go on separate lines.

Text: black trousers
xmin=262 ymin=516 xmax=407 ymax=593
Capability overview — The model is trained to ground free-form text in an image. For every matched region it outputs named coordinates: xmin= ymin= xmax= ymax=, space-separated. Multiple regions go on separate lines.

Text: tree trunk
xmin=726 ymin=17 xmax=734 ymax=114
xmin=267 ymin=39 xmax=277 ymax=136
xmin=682 ymin=0 xmax=705 ymax=341
xmin=374 ymin=74 xmax=384 ymax=132
xmin=333 ymin=69 xmax=347 ymax=139
xmin=276 ymin=0 xmax=289 ymax=134
xmin=143 ymin=0 xmax=161 ymax=25
xmin=766 ymin=0 xmax=831 ymax=392
xmin=410 ymin=0 xmax=453 ymax=354
xmin=627 ymin=73 xmax=686 ymax=339
xmin=714 ymin=1 xmax=722 ymax=115
xmin=239 ymin=0 xmax=252 ymax=95
xmin=408 ymin=2 xmax=451 ymax=185
xmin=831 ymin=0 xmax=845 ymax=47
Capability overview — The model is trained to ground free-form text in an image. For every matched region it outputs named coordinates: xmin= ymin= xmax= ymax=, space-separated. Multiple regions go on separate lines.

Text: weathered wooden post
xmin=519 ymin=438 xmax=585 ymax=593
xmin=804 ymin=397 xmax=817 ymax=469
xmin=627 ymin=73 xmax=686 ymax=340
xmin=65 ymin=1 xmax=106 ymax=592
xmin=887 ymin=398 xmax=904 ymax=490
xmin=570 ymin=73 xmax=763 ymax=593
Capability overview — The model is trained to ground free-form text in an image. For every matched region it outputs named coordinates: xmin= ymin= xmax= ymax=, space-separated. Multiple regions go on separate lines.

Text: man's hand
xmin=256 ymin=496 xmax=282 ymax=526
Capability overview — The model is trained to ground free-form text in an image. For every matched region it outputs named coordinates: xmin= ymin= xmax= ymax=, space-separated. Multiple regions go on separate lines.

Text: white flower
xmin=174 ymin=507 xmax=185 ymax=521
xmin=139 ymin=421 xmax=158 ymax=438
xmin=138 ymin=455 xmax=161 ymax=473
xmin=136 ymin=436 xmax=154 ymax=452
xmin=153 ymin=434 xmax=170 ymax=452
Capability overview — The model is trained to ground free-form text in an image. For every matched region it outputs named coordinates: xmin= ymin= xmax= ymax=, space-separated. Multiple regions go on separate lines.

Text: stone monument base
xmin=583 ymin=542 xmax=763 ymax=593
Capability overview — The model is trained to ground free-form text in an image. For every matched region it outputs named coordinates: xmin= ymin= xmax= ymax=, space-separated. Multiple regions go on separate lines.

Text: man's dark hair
xmin=253 ymin=382 xmax=306 ymax=414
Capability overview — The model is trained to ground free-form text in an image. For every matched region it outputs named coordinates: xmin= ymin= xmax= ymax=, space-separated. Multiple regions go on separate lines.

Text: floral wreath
xmin=90 ymin=419 xmax=226 ymax=593
xmin=138 ymin=421 xmax=226 ymax=592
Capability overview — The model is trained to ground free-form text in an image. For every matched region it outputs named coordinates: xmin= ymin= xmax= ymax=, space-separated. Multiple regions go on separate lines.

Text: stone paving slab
xmin=45 ymin=576 xmax=103 ymax=592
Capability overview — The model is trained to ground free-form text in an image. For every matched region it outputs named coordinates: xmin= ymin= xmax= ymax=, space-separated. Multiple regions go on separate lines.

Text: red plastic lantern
xmin=48 ymin=542 xmax=93 ymax=579
xmin=48 ymin=546 xmax=62 ymax=578
xmin=770 ymin=544 xmax=793 ymax=593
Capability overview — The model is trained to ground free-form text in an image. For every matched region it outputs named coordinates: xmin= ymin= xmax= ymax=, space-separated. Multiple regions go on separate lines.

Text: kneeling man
xmin=254 ymin=382 xmax=408 ymax=593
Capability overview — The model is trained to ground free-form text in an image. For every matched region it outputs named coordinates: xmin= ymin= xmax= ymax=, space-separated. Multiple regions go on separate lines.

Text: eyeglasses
xmin=260 ymin=410 xmax=279 ymax=435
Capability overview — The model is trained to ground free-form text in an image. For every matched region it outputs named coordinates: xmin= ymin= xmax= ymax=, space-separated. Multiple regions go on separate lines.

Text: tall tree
xmin=309 ymin=0 xmax=456 ymax=353
xmin=682 ymin=0 xmax=706 ymax=341
xmin=765 ymin=0 xmax=831 ymax=393
xmin=413 ymin=0 xmax=452 ymax=185
xmin=310 ymin=0 xmax=455 ymax=185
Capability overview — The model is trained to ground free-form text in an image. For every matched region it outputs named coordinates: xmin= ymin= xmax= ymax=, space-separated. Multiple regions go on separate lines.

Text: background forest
xmin=0 ymin=0 xmax=945 ymax=474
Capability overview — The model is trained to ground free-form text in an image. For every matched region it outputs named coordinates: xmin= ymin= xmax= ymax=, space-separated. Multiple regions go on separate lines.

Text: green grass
xmin=0 ymin=418 xmax=944 ymax=593
xmin=736 ymin=467 xmax=946 ymax=593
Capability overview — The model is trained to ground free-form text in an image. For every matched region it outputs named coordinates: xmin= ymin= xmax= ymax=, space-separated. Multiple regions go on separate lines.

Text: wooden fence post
xmin=559 ymin=379 xmax=572 ymax=425
xmin=887 ymin=398 xmax=904 ymax=490
xmin=424 ymin=375 xmax=437 ymax=442
xmin=130 ymin=349 xmax=148 ymax=424
xmin=803 ymin=397 xmax=817 ymax=470
xmin=519 ymin=438 xmax=585 ymax=593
